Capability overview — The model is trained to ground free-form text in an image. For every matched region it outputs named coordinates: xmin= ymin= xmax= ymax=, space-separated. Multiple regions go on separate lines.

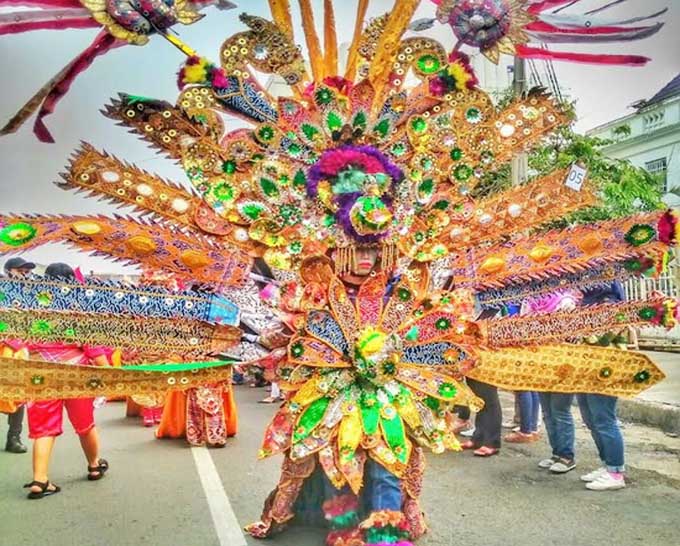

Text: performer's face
xmin=352 ymin=248 xmax=378 ymax=277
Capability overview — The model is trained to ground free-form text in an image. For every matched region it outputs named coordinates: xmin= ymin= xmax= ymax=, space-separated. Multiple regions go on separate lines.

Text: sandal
xmin=473 ymin=446 xmax=499 ymax=457
xmin=460 ymin=440 xmax=477 ymax=450
xmin=258 ymin=396 xmax=278 ymax=404
xmin=87 ymin=458 xmax=109 ymax=481
xmin=24 ymin=480 xmax=61 ymax=500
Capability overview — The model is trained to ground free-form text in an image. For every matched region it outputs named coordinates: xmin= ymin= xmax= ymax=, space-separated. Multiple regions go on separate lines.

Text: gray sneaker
xmin=550 ymin=458 xmax=576 ymax=474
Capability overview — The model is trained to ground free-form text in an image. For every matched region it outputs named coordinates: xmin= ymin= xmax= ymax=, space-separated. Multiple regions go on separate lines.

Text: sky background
xmin=0 ymin=0 xmax=679 ymax=273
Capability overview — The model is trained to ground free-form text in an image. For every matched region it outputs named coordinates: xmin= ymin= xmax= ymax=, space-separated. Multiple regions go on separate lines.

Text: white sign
xmin=565 ymin=163 xmax=587 ymax=191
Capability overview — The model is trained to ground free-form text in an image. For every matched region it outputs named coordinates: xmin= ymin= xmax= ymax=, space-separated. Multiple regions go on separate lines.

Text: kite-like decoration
xmin=425 ymin=0 xmax=666 ymax=65
xmin=0 ymin=0 xmax=237 ymax=142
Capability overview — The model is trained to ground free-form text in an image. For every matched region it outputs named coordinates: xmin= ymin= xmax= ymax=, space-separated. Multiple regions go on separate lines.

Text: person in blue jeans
xmin=537 ymin=392 xmax=576 ymax=473
xmin=577 ymin=393 xmax=626 ymax=490
xmin=577 ymin=282 xmax=628 ymax=491
xmin=506 ymin=391 xmax=540 ymax=443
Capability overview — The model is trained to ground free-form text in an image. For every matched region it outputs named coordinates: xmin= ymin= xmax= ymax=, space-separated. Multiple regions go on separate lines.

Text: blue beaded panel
xmin=305 ymin=310 xmax=349 ymax=355
xmin=402 ymin=341 xmax=467 ymax=366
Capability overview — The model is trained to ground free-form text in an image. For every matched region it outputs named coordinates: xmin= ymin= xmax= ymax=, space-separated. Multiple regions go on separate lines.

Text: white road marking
xmin=191 ymin=446 xmax=247 ymax=546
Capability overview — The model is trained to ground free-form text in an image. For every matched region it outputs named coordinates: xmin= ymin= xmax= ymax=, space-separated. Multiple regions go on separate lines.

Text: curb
xmin=618 ymin=398 xmax=680 ymax=435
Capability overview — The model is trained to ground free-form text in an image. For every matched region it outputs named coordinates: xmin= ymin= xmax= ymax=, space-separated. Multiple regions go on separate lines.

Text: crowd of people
xmin=0 ymin=257 xmax=640 ymax=498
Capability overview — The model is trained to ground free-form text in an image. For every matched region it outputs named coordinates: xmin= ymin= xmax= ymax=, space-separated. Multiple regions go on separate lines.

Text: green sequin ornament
xmin=449 ymin=147 xmax=463 ymax=161
xmin=417 ymin=54 xmax=441 ymax=74
xmin=633 ymin=370 xmax=651 ymax=383
xmin=0 ymin=222 xmax=37 ymax=247
xmin=638 ymin=307 xmax=658 ymax=321
xmin=31 ymin=320 xmax=52 ymax=335
xmin=411 ymin=117 xmax=427 ymax=133
xmin=435 ymin=318 xmax=451 ymax=331
xmin=31 ymin=375 xmax=45 ymax=386
xmin=222 ymin=160 xmax=236 ymax=174
xmin=0 ymin=321 xmax=7 ymax=333
xmin=301 ymin=123 xmax=320 ymax=141
xmin=624 ymin=224 xmax=656 ymax=247
xmin=453 ymin=164 xmax=473 ymax=181
xmin=293 ymin=170 xmax=307 ymax=189
xmin=327 ymin=112 xmax=343 ymax=131
xmin=397 ymin=287 xmax=411 ymax=302
xmin=259 ymin=177 xmax=279 ymax=198
xmin=374 ymin=119 xmax=390 ymax=138
xmin=291 ymin=342 xmax=304 ymax=358
xmin=438 ymin=382 xmax=457 ymax=399
xmin=257 ymin=125 xmax=275 ymax=142
xmin=390 ymin=142 xmax=406 ymax=156
xmin=315 ymin=88 xmax=334 ymax=105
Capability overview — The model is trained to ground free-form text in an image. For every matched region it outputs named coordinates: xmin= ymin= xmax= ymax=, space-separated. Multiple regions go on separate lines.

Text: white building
xmin=587 ymin=73 xmax=680 ymax=208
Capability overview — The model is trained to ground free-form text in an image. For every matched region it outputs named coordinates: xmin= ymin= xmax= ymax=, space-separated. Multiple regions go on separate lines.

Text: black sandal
xmin=87 ymin=458 xmax=109 ymax=481
xmin=23 ymin=480 xmax=61 ymax=500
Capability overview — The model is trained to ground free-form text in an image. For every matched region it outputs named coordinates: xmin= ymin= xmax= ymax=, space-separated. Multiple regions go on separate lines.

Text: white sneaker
xmin=459 ymin=427 xmax=475 ymax=438
xmin=585 ymin=472 xmax=626 ymax=491
xmin=580 ymin=467 xmax=607 ymax=482
xmin=538 ymin=456 xmax=559 ymax=469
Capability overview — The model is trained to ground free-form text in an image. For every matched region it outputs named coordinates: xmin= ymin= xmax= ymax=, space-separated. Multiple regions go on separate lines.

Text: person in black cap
xmin=4 ymin=257 xmax=36 ymax=278
xmin=1 ymin=258 xmax=35 ymax=454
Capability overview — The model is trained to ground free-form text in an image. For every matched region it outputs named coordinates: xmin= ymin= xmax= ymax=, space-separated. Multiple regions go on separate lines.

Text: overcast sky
xmin=0 ymin=0 xmax=678 ymax=273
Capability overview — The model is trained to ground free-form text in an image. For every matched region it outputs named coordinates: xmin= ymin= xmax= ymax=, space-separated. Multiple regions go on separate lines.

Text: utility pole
xmin=511 ymin=55 xmax=528 ymax=186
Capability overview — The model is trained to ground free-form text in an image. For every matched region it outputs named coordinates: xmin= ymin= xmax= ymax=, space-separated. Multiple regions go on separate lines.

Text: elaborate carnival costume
xmin=0 ymin=0 xmax=678 ymax=540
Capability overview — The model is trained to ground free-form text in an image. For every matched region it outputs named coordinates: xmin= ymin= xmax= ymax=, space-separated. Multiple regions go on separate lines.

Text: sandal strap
xmin=23 ymin=480 xmax=48 ymax=490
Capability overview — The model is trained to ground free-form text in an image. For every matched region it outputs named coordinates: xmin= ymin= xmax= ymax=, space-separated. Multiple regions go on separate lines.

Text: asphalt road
xmin=1 ymin=387 xmax=679 ymax=546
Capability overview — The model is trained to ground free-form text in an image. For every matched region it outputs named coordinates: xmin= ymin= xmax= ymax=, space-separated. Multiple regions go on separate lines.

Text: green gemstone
xmin=0 ymin=321 xmax=7 ymax=333
xmin=287 ymin=143 xmax=302 ymax=156
xmin=31 ymin=320 xmax=52 ymax=335
xmin=31 ymin=375 xmax=44 ymax=386
xmin=417 ymin=54 xmax=441 ymax=74
xmin=411 ymin=117 xmax=427 ymax=133
xmin=323 ymin=214 xmax=336 ymax=227
xmin=435 ymin=318 xmax=451 ymax=330
xmin=315 ymin=88 xmax=334 ymax=105
xmin=465 ymin=107 xmax=481 ymax=122
xmin=405 ymin=326 xmax=419 ymax=341
xmin=353 ymin=111 xmax=367 ymax=129
xmin=433 ymin=200 xmax=449 ymax=210
xmin=0 ymin=222 xmax=37 ymax=247
xmin=374 ymin=119 xmax=390 ymax=138
xmin=257 ymin=125 xmax=275 ymax=141
xmin=288 ymin=241 xmax=302 ymax=254
xmin=420 ymin=157 xmax=434 ymax=170
xmin=418 ymin=179 xmax=434 ymax=196
xmin=414 ymin=232 xmax=425 ymax=242
xmin=390 ymin=142 xmax=406 ymax=156
xmin=397 ymin=287 xmax=411 ymax=302
xmin=454 ymin=164 xmax=473 ymax=181
xmin=291 ymin=342 xmax=304 ymax=358
xmin=0 ymin=292 xmax=5 ymax=303
xmin=64 ymin=327 xmax=76 ymax=338
xmin=638 ymin=307 xmax=658 ymax=321
xmin=260 ymin=177 xmax=279 ymax=198
xmin=240 ymin=202 xmax=266 ymax=221
xmin=449 ymin=147 xmax=463 ymax=161
xmin=211 ymin=182 xmax=234 ymax=202
xmin=633 ymin=370 xmax=651 ymax=383
xmin=327 ymin=112 xmax=343 ymax=131
xmin=293 ymin=170 xmax=307 ymax=189
xmin=222 ymin=160 xmax=236 ymax=174
xmin=599 ymin=367 xmax=612 ymax=379
xmin=438 ymin=382 xmax=457 ymax=398
xmin=301 ymin=123 xmax=320 ymax=141
xmin=36 ymin=292 xmax=52 ymax=306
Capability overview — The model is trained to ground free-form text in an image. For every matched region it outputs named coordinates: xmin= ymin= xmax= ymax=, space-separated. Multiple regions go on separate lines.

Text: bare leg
xmin=31 ymin=436 xmax=57 ymax=493
xmin=78 ymin=427 xmax=101 ymax=468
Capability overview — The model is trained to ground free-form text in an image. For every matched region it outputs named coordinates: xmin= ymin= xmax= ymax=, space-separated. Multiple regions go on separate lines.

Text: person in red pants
xmin=23 ymin=263 xmax=112 ymax=499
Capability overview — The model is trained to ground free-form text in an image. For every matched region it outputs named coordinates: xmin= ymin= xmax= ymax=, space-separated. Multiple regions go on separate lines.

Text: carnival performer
xmin=1 ymin=258 xmax=35 ymax=454
xmin=22 ymin=263 xmax=112 ymax=499
xmin=155 ymin=280 xmax=238 ymax=447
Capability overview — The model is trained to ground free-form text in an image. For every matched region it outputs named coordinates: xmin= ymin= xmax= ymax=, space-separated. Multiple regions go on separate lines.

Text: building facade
xmin=587 ymin=73 xmax=680 ymax=208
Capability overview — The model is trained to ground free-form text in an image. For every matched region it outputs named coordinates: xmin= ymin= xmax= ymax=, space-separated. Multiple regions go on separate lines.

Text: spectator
xmin=23 ymin=263 xmax=111 ymax=499
xmin=2 ymin=257 xmax=35 ymax=454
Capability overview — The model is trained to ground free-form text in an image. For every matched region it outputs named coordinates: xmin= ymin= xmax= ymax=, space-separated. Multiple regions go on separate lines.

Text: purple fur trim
xmin=306 ymin=144 xmax=404 ymax=198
